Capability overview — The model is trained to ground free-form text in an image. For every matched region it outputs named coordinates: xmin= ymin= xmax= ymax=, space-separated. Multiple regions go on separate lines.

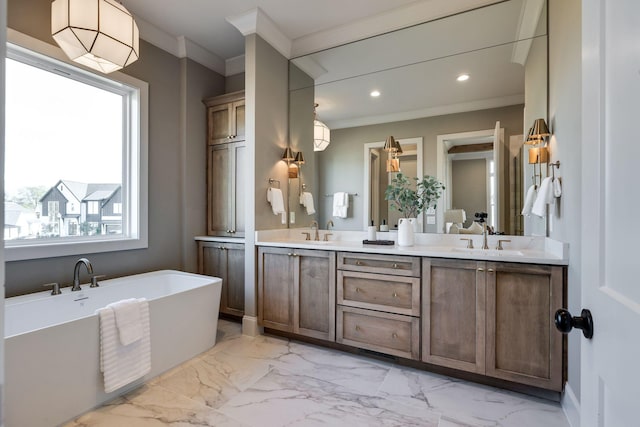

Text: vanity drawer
xmin=337 ymin=270 xmax=420 ymax=316
xmin=337 ymin=306 xmax=420 ymax=360
xmin=338 ymin=252 xmax=420 ymax=277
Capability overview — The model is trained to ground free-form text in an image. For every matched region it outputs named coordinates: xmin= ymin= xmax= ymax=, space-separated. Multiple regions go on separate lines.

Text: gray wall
xmin=181 ymin=58 xmax=226 ymax=273
xmin=226 ymin=73 xmax=245 ymax=93
xmin=317 ymin=104 xmax=524 ymax=231
xmin=548 ymin=0 xmax=582 ymax=403
xmin=5 ymin=0 xmax=225 ymax=296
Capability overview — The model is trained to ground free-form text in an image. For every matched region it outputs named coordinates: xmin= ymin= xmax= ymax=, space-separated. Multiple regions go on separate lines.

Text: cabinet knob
xmin=355 ymin=287 xmax=361 ymax=293
xmin=392 ymin=292 xmax=398 ymax=298
xmin=392 ymin=333 xmax=398 ymax=339
xmin=293 ymin=253 xmax=299 ymax=257
xmin=226 ymin=229 xmax=232 ymax=233
xmin=393 ymin=263 xmax=398 ymax=269
xmin=356 ymin=261 xmax=363 ymax=266
xmin=287 ymin=253 xmax=293 ymax=256
xmin=487 ymin=268 xmax=494 ymax=273
xmin=555 ymin=308 xmax=594 ymax=339
xmin=477 ymin=267 xmax=485 ymax=272
xmin=355 ymin=325 xmax=361 ymax=331
xmin=218 ymin=246 xmax=224 ymax=250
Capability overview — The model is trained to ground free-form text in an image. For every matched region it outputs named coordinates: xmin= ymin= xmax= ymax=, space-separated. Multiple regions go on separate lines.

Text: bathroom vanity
xmin=256 ymin=230 xmax=567 ymax=398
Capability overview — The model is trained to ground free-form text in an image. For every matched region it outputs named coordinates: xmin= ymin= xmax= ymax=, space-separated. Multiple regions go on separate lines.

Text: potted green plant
xmin=385 ymin=173 xmax=444 ymax=246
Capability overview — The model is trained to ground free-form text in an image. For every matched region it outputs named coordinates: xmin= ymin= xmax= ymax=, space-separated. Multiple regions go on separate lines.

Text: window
xmin=5 ymin=35 xmax=148 ymax=261
xmin=113 ymin=203 xmax=122 ymax=214
xmin=87 ymin=201 xmax=100 ymax=215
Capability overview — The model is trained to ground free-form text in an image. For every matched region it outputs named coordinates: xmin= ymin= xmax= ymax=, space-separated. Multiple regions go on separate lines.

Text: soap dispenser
xmin=379 ymin=219 xmax=389 ymax=232
xmin=367 ymin=221 xmax=377 ymax=241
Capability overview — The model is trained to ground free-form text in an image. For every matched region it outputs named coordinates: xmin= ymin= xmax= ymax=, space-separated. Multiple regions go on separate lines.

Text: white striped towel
xmin=98 ymin=298 xmax=151 ymax=393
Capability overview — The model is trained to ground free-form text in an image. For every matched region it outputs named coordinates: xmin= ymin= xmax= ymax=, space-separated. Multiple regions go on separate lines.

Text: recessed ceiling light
xmin=457 ymin=74 xmax=470 ymax=82
xmin=370 ymin=90 xmax=381 ymax=97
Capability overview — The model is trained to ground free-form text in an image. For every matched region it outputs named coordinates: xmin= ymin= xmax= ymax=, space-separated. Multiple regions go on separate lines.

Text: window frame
xmin=5 ymin=30 xmax=148 ymax=261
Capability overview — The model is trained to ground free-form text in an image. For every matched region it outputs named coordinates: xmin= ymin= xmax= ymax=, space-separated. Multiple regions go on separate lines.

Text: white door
xmin=492 ymin=121 xmax=503 ymax=231
xmin=580 ymin=0 xmax=640 ymax=425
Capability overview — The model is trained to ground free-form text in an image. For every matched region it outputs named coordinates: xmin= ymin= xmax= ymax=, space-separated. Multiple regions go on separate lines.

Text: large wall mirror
xmin=288 ymin=0 xmax=548 ymax=236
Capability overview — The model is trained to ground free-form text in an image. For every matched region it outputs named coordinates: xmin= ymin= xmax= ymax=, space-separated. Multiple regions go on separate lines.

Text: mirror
xmin=289 ymin=0 xmax=548 ymax=235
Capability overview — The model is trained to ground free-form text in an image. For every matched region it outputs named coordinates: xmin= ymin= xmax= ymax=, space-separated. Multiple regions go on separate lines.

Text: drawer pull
xmin=392 ymin=292 xmax=398 ymax=298
xmin=355 ymin=325 xmax=361 ymax=331
xmin=355 ymin=287 xmax=361 ymax=293
xmin=477 ymin=267 xmax=485 ymax=272
xmin=356 ymin=261 xmax=363 ymax=266
xmin=392 ymin=333 xmax=398 ymax=339
xmin=393 ymin=263 xmax=399 ymax=269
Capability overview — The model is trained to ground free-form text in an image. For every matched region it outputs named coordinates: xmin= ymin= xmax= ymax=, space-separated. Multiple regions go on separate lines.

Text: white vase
xmin=398 ymin=218 xmax=415 ymax=246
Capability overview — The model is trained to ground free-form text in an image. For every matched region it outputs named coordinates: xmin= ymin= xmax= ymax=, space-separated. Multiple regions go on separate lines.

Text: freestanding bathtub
xmin=5 ymin=270 xmax=222 ymax=427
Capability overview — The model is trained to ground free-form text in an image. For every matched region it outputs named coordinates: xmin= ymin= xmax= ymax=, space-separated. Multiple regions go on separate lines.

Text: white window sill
xmin=5 ymin=236 xmax=148 ymax=262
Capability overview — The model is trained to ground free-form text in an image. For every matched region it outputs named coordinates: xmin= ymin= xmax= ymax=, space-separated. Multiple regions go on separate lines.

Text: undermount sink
xmin=451 ymin=247 xmax=524 ymax=256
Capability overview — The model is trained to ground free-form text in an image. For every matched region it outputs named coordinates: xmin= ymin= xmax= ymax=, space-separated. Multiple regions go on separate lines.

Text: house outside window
xmin=4 ymin=37 xmax=148 ymax=261
xmin=113 ymin=203 xmax=122 ymax=214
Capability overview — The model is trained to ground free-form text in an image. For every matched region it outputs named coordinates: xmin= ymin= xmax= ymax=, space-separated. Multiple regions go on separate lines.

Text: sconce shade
xmin=51 ymin=0 xmax=139 ymax=74
xmin=526 ymin=118 xmax=550 ymax=145
xmin=384 ymin=136 xmax=403 ymax=154
xmin=281 ymin=147 xmax=295 ymax=162
xmin=294 ymin=151 xmax=305 ymax=165
xmin=528 ymin=147 xmax=549 ymax=164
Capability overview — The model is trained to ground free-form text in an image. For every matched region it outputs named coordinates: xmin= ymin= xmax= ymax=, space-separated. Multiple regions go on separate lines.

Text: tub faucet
xmin=72 ymin=258 xmax=94 ymax=291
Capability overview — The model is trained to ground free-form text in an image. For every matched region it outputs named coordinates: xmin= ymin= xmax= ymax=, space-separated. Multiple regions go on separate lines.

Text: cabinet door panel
xmin=486 ymin=263 xmax=563 ymax=391
xmin=225 ymin=244 xmax=245 ymax=316
xmin=422 ymin=259 xmax=485 ymax=374
xmin=232 ymin=101 xmax=245 ymax=141
xmin=258 ymin=248 xmax=293 ymax=331
xmin=296 ymin=250 xmax=335 ymax=340
xmin=208 ymin=104 xmax=231 ymax=144
xmin=207 ymin=145 xmax=230 ymax=236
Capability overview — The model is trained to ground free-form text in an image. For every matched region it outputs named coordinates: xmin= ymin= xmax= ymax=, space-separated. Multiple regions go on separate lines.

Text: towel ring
xmin=550 ymin=161 xmax=560 ymax=181
xmin=268 ymin=178 xmax=281 ymax=189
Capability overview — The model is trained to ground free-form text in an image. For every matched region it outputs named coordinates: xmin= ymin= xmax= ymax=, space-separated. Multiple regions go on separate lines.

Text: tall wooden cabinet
xmin=198 ymin=241 xmax=245 ymax=317
xmin=258 ymin=247 xmax=336 ymax=341
xmin=204 ymin=91 xmax=246 ymax=237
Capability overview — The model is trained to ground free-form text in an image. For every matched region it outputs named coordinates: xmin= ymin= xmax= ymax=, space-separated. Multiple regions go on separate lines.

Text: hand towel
xmin=98 ymin=298 xmax=151 ymax=393
xmin=531 ymin=177 xmax=554 ymax=217
xmin=332 ymin=192 xmax=349 ymax=218
xmin=300 ymin=192 xmax=316 ymax=215
xmin=521 ymin=184 xmax=537 ymax=216
xmin=108 ymin=298 xmax=144 ymax=345
xmin=267 ymin=187 xmax=285 ymax=215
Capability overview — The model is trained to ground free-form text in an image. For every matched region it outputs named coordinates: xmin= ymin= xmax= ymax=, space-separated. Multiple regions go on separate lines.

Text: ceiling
xmin=119 ymin=0 xmax=502 ymax=74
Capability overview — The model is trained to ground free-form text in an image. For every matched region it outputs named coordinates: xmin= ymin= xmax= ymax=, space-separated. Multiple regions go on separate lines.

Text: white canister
xmin=367 ymin=225 xmax=377 ymax=241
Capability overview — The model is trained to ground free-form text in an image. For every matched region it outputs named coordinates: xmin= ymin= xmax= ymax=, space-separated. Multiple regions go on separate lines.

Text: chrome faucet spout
xmin=72 ymin=258 xmax=93 ymax=291
xmin=482 ymin=223 xmax=489 ymax=250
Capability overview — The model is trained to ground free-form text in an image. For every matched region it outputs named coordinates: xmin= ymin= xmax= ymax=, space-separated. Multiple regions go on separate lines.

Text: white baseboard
xmin=242 ymin=315 xmax=260 ymax=337
xmin=562 ymin=383 xmax=580 ymax=427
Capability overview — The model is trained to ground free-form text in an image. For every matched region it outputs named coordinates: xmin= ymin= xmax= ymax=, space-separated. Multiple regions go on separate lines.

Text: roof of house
xmin=39 ymin=180 xmax=120 ymax=203
xmin=5 ymin=202 xmax=37 ymax=227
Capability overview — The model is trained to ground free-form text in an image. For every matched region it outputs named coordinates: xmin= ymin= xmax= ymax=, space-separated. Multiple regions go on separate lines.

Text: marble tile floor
xmin=66 ymin=320 xmax=569 ymax=427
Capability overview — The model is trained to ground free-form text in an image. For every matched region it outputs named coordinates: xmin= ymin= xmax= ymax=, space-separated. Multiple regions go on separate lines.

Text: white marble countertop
xmin=255 ymin=229 xmax=569 ymax=266
xmin=194 ymin=236 xmax=245 ymax=243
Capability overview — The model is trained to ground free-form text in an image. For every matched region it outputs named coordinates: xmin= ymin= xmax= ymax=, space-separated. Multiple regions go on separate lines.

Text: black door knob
xmin=554 ymin=308 xmax=594 ymax=339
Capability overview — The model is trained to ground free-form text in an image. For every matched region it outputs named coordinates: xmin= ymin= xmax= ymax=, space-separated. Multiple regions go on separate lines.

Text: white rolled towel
xmin=521 ymin=184 xmax=537 ymax=216
xmin=531 ymin=177 xmax=554 ymax=217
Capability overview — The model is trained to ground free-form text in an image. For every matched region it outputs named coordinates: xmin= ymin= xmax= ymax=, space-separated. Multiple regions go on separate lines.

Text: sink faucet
xmin=310 ymin=220 xmax=319 ymax=241
xmin=72 ymin=258 xmax=93 ymax=291
xmin=481 ymin=222 xmax=489 ymax=250
xmin=326 ymin=219 xmax=334 ymax=230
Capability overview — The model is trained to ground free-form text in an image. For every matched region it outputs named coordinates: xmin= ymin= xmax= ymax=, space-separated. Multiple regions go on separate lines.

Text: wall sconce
xmin=51 ymin=0 xmax=140 ymax=74
xmin=384 ymin=136 xmax=402 ymax=172
xmin=281 ymin=147 xmax=295 ymax=163
xmin=528 ymin=147 xmax=549 ymax=164
xmin=313 ymin=104 xmax=331 ymax=151
xmin=294 ymin=151 xmax=305 ymax=166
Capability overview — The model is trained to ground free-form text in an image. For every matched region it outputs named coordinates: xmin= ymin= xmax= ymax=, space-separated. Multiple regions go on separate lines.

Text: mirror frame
xmin=363 ymin=137 xmax=423 ymax=231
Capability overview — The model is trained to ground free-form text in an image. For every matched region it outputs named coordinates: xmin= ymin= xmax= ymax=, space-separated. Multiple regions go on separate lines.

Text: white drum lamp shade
xmin=51 ymin=0 xmax=139 ymax=73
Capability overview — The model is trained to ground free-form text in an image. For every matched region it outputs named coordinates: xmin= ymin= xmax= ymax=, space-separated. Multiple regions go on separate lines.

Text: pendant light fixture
xmin=313 ymin=103 xmax=331 ymax=151
xmin=51 ymin=0 xmax=140 ymax=74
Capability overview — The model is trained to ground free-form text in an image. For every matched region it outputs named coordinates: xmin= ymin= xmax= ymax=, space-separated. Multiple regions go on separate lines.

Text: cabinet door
xmin=207 ymin=145 xmax=231 ymax=236
xmin=485 ymin=263 xmax=563 ymax=391
xmin=422 ymin=258 xmax=486 ymax=374
xmin=295 ymin=249 xmax=335 ymax=341
xmin=258 ymin=247 xmax=294 ymax=332
xmin=207 ymin=104 xmax=233 ymax=145
xmin=223 ymin=243 xmax=245 ymax=317
xmin=230 ymin=100 xmax=245 ymax=142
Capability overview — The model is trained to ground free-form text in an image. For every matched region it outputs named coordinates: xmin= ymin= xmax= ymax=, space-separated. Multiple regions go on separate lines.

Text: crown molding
xmin=328 ymin=94 xmax=524 ymax=130
xmin=226 ymin=7 xmax=292 ymax=59
xmin=511 ymin=0 xmax=545 ymax=65
xmin=226 ymin=54 xmax=246 ymax=76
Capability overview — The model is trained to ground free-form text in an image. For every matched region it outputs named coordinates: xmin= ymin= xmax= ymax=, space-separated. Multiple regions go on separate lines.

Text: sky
xmin=5 ymin=58 xmax=123 ymax=197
